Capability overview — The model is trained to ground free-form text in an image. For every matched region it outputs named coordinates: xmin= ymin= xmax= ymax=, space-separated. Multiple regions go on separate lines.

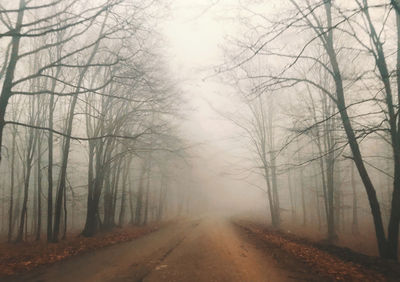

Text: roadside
xmin=235 ymin=220 xmax=400 ymax=281
xmin=4 ymin=217 xmax=398 ymax=282
xmin=3 ymin=219 xmax=197 ymax=282
xmin=3 ymin=217 xmax=325 ymax=282
xmin=0 ymin=222 xmax=163 ymax=278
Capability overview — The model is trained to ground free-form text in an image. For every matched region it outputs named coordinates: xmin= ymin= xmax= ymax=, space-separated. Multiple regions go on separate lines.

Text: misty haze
xmin=0 ymin=0 xmax=400 ymax=281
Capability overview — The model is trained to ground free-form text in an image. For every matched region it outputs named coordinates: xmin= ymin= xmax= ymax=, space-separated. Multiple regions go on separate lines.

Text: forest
xmin=0 ymin=0 xmax=192 ymax=243
xmin=1 ymin=0 xmax=400 ymax=281
xmin=218 ymin=0 xmax=400 ymax=261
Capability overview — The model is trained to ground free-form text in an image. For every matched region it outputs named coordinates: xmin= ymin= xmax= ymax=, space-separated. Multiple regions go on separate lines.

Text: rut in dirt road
xmin=4 ymin=217 xmax=324 ymax=282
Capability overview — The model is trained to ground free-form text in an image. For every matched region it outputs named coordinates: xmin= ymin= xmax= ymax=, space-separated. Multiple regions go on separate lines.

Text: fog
xmin=1 ymin=0 xmax=400 ymax=267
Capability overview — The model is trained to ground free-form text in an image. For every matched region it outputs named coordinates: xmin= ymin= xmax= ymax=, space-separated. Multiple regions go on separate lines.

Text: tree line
xmin=0 ymin=0 xmax=190 ymax=243
xmin=222 ymin=0 xmax=400 ymax=260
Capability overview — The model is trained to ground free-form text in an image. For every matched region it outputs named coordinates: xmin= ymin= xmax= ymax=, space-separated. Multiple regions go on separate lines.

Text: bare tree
xmin=224 ymin=0 xmax=400 ymax=259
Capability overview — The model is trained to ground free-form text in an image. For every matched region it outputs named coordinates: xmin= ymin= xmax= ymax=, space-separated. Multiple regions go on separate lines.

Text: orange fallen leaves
xmin=0 ymin=223 xmax=162 ymax=277
xmin=239 ymin=222 xmax=386 ymax=281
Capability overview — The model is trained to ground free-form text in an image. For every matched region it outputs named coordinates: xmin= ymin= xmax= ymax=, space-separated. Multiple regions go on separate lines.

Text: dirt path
xmin=4 ymin=217 xmax=319 ymax=282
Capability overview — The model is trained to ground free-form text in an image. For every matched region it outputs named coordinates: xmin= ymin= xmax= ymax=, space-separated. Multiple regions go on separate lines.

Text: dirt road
xmin=5 ymin=217 xmax=317 ymax=282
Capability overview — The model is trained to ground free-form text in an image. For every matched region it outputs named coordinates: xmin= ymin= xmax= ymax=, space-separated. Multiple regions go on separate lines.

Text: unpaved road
xmin=5 ymin=217 xmax=319 ymax=282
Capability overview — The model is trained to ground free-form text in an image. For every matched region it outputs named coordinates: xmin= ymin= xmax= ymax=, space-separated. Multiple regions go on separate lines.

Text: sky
xmin=161 ymin=0 xmax=279 ymax=144
xmin=162 ymin=0 xmax=240 ymax=167
xmin=162 ymin=0 xmax=235 ymax=143
xmin=161 ymin=0 xmax=266 ymax=212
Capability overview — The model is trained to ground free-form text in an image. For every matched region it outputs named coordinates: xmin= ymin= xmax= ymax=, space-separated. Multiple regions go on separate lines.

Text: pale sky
xmin=162 ymin=0 xmax=239 ymax=144
xmin=161 ymin=0 xmax=266 ymax=211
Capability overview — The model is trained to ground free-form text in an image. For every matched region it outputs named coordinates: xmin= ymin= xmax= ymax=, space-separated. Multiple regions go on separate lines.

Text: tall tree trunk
xmin=0 ymin=0 xmax=25 ymax=161
xmin=32 ymin=168 xmax=38 ymax=236
xmin=13 ymin=169 xmax=22 ymax=237
xmin=386 ymin=3 xmax=400 ymax=260
xmin=82 ymin=138 xmax=107 ymax=237
xmin=135 ymin=165 xmax=145 ymax=225
xmin=46 ymin=37 xmax=62 ymax=242
xmin=36 ymin=134 xmax=42 ymax=240
xmin=47 ymin=67 xmax=61 ymax=242
xmin=110 ymin=158 xmax=122 ymax=228
xmin=157 ymin=180 xmax=167 ymax=222
xmin=128 ymin=175 xmax=135 ymax=225
xmin=16 ymin=147 xmax=34 ymax=242
xmin=143 ymin=167 xmax=150 ymax=226
xmin=16 ymin=98 xmax=38 ymax=242
xmin=287 ymin=168 xmax=295 ymax=222
xmin=118 ymin=158 xmax=131 ymax=227
xmin=7 ymin=129 xmax=16 ymax=242
xmin=263 ymin=165 xmax=277 ymax=228
xmin=326 ymin=156 xmax=336 ymax=240
xmin=52 ymin=95 xmax=77 ymax=241
xmin=62 ymin=181 xmax=67 ymax=239
xmin=322 ymin=0 xmax=387 ymax=258
xmin=53 ymin=15 xmax=107 ymax=241
xmin=268 ymin=101 xmax=280 ymax=226
xmin=300 ymin=167 xmax=306 ymax=226
xmin=103 ymin=162 xmax=114 ymax=230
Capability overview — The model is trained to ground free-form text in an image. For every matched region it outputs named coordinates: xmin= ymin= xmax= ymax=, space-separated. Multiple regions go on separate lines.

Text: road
xmin=6 ymin=217 xmax=311 ymax=282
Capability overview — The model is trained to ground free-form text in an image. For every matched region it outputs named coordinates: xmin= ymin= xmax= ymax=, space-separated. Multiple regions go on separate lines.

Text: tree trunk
xmin=7 ymin=129 xmax=16 ymax=242
xmin=313 ymin=0 xmax=388 ymax=258
xmin=0 ymin=0 xmax=25 ymax=160
xmin=36 ymin=134 xmax=42 ymax=240
xmin=82 ymin=141 xmax=105 ymax=237
xmin=128 ymin=175 xmax=135 ymax=225
xmin=16 ymin=103 xmax=37 ymax=242
xmin=143 ymin=168 xmax=150 ymax=226
xmin=135 ymin=165 xmax=145 ymax=225
xmin=118 ymin=158 xmax=131 ymax=227
xmin=287 ymin=168 xmax=295 ymax=222
xmin=16 ymin=156 xmax=33 ymax=242
xmin=53 ymin=13 xmax=108 ymax=241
